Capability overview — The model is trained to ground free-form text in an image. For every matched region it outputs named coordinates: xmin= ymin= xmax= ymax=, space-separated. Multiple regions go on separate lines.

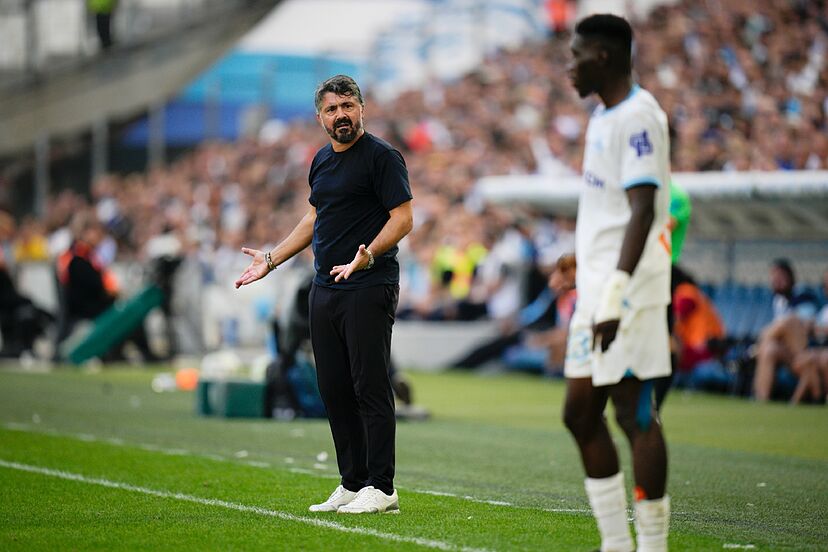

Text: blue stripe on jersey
xmin=623 ymin=176 xmax=661 ymax=189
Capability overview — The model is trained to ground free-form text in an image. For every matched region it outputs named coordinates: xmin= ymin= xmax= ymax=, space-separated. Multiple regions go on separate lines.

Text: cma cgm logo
xmin=584 ymin=171 xmax=605 ymax=188
xmin=629 ymin=130 xmax=653 ymax=157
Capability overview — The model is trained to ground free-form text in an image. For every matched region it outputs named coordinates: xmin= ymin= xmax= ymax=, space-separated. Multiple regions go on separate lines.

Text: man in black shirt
xmin=235 ymin=75 xmax=413 ymax=514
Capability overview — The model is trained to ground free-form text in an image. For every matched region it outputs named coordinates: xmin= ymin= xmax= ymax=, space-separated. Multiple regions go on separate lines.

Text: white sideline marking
xmin=5 ymin=422 xmax=29 ymax=431
xmin=415 ymin=489 xmax=589 ymax=515
xmin=162 ymin=449 xmax=191 ymax=456
xmin=0 ymin=460 xmax=487 ymax=552
xmin=289 ymin=467 xmax=338 ymax=479
xmin=200 ymin=453 xmax=227 ymax=462
xmin=2 ymin=422 xmax=590 ymax=515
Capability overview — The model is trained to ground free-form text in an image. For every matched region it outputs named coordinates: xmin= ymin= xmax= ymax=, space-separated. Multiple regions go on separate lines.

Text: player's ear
xmin=597 ymin=47 xmax=610 ymax=67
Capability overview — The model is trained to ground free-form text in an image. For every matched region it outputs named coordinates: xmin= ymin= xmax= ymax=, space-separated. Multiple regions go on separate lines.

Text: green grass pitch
xmin=0 ymin=366 xmax=826 ymax=550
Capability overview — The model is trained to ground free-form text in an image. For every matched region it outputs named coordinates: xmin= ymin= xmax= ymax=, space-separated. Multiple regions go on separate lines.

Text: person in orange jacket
xmin=54 ymin=211 xmax=156 ymax=362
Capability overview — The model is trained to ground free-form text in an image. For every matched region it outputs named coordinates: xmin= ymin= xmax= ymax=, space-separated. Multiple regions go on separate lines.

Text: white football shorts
xmin=564 ymin=305 xmax=671 ymax=387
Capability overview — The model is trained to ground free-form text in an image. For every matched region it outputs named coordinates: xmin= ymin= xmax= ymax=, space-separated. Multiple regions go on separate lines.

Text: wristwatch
xmin=364 ymin=248 xmax=374 ymax=270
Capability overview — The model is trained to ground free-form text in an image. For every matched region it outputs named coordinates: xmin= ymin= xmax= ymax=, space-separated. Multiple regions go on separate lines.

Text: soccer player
xmin=563 ymin=14 xmax=671 ymax=552
xmin=654 ymin=179 xmax=692 ymax=410
xmin=235 ymin=75 xmax=413 ymax=514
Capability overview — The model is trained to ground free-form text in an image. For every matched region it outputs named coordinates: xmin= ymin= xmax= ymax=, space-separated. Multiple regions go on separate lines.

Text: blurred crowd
xmin=0 ymin=0 xmax=827 ymax=400
xmin=6 ymin=1 xmax=824 ymax=303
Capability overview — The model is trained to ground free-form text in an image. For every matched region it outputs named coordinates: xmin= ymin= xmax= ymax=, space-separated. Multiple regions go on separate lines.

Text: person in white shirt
xmin=562 ymin=14 xmax=671 ymax=552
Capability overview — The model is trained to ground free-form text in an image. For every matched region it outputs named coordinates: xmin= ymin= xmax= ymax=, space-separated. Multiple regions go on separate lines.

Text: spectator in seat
xmin=516 ymin=252 xmax=577 ymax=376
xmin=753 ymin=259 xmax=819 ymax=401
xmin=451 ymin=253 xmax=576 ymax=374
xmin=0 ymin=233 xmax=53 ymax=358
xmin=790 ymin=268 xmax=828 ymax=404
xmin=13 ymin=216 xmax=49 ymax=263
xmin=670 ymin=266 xmax=727 ymax=390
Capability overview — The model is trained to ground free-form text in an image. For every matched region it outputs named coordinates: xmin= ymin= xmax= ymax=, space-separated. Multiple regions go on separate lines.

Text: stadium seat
xmin=699 ymin=282 xmax=717 ymax=301
xmin=713 ymin=282 xmax=739 ymax=339
xmin=737 ymin=287 xmax=758 ymax=333
xmin=748 ymin=287 xmax=774 ymax=339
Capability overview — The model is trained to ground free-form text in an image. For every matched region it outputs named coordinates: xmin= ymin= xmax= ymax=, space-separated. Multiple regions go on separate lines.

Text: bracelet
xmin=364 ymin=248 xmax=374 ymax=270
xmin=265 ymin=251 xmax=276 ymax=272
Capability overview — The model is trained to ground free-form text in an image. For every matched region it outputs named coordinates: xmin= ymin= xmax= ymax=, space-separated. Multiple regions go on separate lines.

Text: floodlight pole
xmin=206 ymin=78 xmax=221 ymax=140
xmin=24 ymin=0 xmax=38 ymax=74
xmin=262 ymin=60 xmax=277 ymax=120
xmin=34 ymin=132 xmax=49 ymax=218
xmin=91 ymin=117 xmax=109 ymax=180
xmin=148 ymin=101 xmax=166 ymax=168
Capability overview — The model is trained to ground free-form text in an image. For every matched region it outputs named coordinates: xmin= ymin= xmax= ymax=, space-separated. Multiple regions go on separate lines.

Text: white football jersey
xmin=575 ymin=85 xmax=671 ymax=314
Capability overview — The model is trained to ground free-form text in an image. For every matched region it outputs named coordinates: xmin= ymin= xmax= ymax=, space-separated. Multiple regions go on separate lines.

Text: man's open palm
xmin=330 ymin=244 xmax=370 ymax=282
xmin=235 ymin=247 xmax=269 ymax=288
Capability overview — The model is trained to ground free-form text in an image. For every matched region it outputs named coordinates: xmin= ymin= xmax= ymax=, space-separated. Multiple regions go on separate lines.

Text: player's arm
xmin=594 ymin=111 xmax=663 ymax=352
xmin=235 ymin=206 xmax=316 ymax=288
xmin=331 ymin=200 xmax=413 ymax=282
xmin=617 ymin=185 xmax=656 ymax=274
xmin=593 ymin=185 xmax=656 ymax=352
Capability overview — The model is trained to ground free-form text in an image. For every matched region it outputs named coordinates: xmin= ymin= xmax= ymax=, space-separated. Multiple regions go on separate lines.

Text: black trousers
xmin=309 ymin=283 xmax=398 ymax=495
xmin=96 ymin=13 xmax=113 ymax=49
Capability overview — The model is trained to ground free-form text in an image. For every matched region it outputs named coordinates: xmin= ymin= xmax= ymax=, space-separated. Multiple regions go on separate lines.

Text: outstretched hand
xmin=592 ymin=319 xmax=620 ymax=353
xmin=330 ymin=244 xmax=370 ymax=282
xmin=234 ymin=247 xmax=270 ymax=289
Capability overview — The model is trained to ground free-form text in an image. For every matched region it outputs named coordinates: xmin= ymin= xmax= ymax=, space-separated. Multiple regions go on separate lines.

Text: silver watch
xmin=365 ymin=248 xmax=374 ymax=270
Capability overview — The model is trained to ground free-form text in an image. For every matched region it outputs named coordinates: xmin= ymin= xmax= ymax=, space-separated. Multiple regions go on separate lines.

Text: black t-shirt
xmin=59 ymin=243 xmax=115 ymax=319
xmin=308 ymin=132 xmax=412 ymax=289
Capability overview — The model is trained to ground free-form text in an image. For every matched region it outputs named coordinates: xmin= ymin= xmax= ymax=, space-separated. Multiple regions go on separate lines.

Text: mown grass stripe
xmin=0 ymin=459 xmax=490 ymax=552
xmin=2 ymin=421 xmax=592 ymax=516
xmin=412 ymin=488 xmax=589 ymax=514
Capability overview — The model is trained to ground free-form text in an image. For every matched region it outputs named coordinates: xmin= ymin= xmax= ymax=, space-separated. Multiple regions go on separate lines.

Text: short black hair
xmin=314 ymin=75 xmax=364 ymax=113
xmin=575 ymin=13 xmax=633 ymax=74
xmin=772 ymin=258 xmax=796 ymax=284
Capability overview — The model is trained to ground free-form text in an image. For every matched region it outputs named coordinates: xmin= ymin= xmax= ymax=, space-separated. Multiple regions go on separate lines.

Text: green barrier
xmin=195 ymin=379 xmax=213 ymax=416
xmin=200 ymin=379 xmax=266 ymax=418
xmin=65 ymin=285 xmax=164 ymax=365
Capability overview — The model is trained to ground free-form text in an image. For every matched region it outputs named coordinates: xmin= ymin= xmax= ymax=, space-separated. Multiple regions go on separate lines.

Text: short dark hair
xmin=772 ymin=258 xmax=796 ymax=284
xmin=70 ymin=210 xmax=103 ymax=239
xmin=575 ymin=13 xmax=633 ymax=74
xmin=314 ymin=75 xmax=364 ymax=113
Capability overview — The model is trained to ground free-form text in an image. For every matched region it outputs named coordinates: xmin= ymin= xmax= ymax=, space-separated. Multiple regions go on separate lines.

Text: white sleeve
xmin=618 ymin=110 xmax=665 ymax=189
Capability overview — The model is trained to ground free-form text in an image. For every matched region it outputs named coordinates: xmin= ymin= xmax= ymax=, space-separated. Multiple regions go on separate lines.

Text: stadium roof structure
xmin=475 ymin=170 xmax=828 ymax=241
xmin=0 ymin=0 xmax=280 ymax=158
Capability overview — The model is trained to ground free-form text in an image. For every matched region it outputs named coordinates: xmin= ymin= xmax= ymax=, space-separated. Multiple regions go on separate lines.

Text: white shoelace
xmin=322 ymin=486 xmax=351 ymax=504
xmin=348 ymin=487 xmax=385 ymax=508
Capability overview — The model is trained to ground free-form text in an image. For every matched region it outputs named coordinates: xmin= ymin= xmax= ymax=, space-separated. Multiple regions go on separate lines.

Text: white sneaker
xmin=337 ymin=486 xmax=399 ymax=514
xmin=308 ymin=485 xmax=358 ymax=513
